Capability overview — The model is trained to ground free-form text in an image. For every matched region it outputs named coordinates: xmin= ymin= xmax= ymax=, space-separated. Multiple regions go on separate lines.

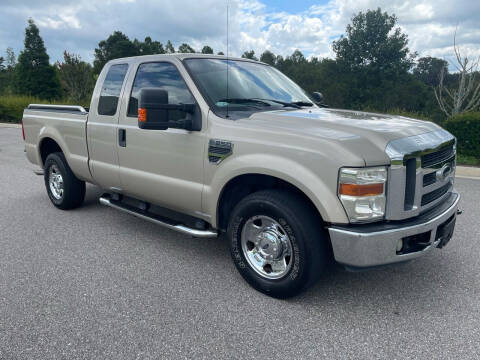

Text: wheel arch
xmin=216 ymin=173 xmax=324 ymax=232
xmin=39 ymin=137 xmax=64 ymax=166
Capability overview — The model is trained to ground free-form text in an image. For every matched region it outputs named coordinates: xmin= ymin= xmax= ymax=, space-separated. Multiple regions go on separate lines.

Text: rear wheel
xmin=44 ymin=152 xmax=85 ymax=210
xmin=227 ymin=189 xmax=328 ymax=298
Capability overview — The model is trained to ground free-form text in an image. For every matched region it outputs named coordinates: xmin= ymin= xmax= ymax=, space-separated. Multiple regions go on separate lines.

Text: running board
xmin=99 ymin=195 xmax=218 ymax=238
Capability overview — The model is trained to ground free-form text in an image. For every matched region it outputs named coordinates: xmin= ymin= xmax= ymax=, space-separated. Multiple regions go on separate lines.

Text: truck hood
xmin=243 ymin=108 xmax=442 ymax=166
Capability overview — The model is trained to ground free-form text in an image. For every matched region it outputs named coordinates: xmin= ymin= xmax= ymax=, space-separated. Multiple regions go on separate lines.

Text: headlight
xmin=338 ymin=166 xmax=387 ymax=223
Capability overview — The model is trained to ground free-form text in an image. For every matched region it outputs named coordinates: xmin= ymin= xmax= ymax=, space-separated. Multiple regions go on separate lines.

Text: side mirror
xmin=138 ymin=88 xmax=196 ymax=130
xmin=312 ymin=91 xmax=324 ymax=105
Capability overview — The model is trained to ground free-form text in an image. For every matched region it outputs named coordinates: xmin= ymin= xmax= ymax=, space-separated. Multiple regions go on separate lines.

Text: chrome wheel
xmin=48 ymin=164 xmax=64 ymax=200
xmin=241 ymin=215 xmax=293 ymax=279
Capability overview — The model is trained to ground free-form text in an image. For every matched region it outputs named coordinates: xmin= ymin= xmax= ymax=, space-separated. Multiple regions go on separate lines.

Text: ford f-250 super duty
xmin=22 ymin=54 xmax=460 ymax=298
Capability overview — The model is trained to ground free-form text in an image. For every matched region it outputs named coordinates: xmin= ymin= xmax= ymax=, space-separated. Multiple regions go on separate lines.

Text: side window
xmin=98 ymin=64 xmax=129 ymax=116
xmin=128 ymin=62 xmax=194 ymax=120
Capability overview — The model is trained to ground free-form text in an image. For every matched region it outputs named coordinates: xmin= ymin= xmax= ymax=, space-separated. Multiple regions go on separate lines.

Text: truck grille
xmin=421 ymin=182 xmax=452 ymax=206
xmin=423 ymin=172 xmax=436 ymax=187
xmin=385 ymin=130 xmax=456 ymax=221
xmin=421 ymin=144 xmax=455 ymax=168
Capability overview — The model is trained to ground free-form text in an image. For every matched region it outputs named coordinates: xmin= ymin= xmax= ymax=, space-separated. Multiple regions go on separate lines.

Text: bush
xmin=443 ymin=112 xmax=480 ymax=160
xmin=0 ymin=95 xmax=89 ymax=123
xmin=0 ymin=95 xmax=41 ymax=122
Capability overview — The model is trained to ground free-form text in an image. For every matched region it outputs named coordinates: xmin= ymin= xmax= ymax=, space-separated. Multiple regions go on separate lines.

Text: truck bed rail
xmin=27 ymin=104 xmax=88 ymax=114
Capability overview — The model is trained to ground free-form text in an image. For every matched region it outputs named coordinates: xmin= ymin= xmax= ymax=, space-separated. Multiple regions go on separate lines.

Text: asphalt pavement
xmin=1 ymin=127 xmax=479 ymax=359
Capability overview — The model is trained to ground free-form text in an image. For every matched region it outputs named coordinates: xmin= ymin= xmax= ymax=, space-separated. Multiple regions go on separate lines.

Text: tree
xmin=6 ymin=47 xmax=16 ymax=69
xmin=201 ymin=46 xmax=214 ymax=54
xmin=241 ymin=50 xmax=258 ymax=61
xmin=15 ymin=19 xmax=60 ymax=99
xmin=178 ymin=43 xmax=195 ymax=53
xmin=217 ymin=51 xmax=224 ymax=55
xmin=93 ymin=31 xmax=138 ymax=73
xmin=57 ymin=51 xmax=95 ymax=102
xmin=414 ymin=56 xmax=449 ymax=87
xmin=260 ymin=50 xmax=276 ymax=65
xmin=0 ymin=57 xmax=4 ymax=71
xmin=435 ymin=32 xmax=480 ymax=116
xmin=165 ymin=40 xmax=175 ymax=54
xmin=332 ymin=8 xmax=414 ymax=74
xmin=134 ymin=36 xmax=164 ymax=55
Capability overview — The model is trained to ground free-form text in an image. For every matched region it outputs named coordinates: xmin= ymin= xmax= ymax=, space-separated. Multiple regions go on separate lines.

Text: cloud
xmin=0 ymin=0 xmax=479 ymax=68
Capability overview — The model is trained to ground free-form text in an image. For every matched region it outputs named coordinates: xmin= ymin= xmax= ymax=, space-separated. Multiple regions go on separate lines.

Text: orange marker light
xmin=339 ymin=183 xmax=384 ymax=197
xmin=138 ymin=108 xmax=147 ymax=122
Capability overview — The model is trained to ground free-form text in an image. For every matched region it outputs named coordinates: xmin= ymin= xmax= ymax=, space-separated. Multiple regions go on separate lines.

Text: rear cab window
xmin=98 ymin=64 xmax=129 ymax=116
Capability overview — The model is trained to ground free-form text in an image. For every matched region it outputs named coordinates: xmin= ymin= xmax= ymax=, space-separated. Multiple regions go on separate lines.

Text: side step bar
xmin=99 ymin=195 xmax=218 ymax=238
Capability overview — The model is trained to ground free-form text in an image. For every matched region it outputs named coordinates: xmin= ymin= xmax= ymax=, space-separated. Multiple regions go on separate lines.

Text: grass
xmin=0 ymin=94 xmax=89 ymax=123
xmin=457 ymin=154 xmax=480 ymax=167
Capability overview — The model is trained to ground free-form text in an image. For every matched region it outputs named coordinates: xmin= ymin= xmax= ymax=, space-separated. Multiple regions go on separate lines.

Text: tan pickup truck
xmin=22 ymin=54 xmax=460 ymax=298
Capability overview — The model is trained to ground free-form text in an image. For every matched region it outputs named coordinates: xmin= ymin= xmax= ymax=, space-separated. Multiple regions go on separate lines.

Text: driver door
xmin=116 ymin=60 xmax=205 ymax=216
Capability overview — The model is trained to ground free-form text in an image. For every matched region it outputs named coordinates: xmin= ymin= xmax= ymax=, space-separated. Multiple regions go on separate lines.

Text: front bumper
xmin=328 ymin=191 xmax=460 ymax=268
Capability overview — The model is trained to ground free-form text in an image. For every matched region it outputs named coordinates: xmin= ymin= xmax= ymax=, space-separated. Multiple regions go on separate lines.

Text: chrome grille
xmin=423 ymin=172 xmax=436 ymax=187
xmin=385 ymin=130 xmax=456 ymax=220
xmin=421 ymin=182 xmax=452 ymax=206
xmin=421 ymin=144 xmax=455 ymax=168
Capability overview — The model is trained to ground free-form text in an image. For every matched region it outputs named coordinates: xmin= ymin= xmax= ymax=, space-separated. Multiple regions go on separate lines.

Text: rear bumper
xmin=328 ymin=191 xmax=460 ymax=268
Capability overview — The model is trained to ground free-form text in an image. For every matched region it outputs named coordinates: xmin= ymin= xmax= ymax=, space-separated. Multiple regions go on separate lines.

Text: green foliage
xmin=217 ymin=51 xmax=224 ymax=55
xmin=241 ymin=50 xmax=258 ymax=60
xmin=201 ymin=46 xmax=214 ymax=54
xmin=413 ymin=56 xmax=449 ymax=87
xmin=456 ymin=154 xmax=480 ymax=166
xmin=332 ymin=8 xmax=414 ymax=75
xmin=14 ymin=19 xmax=60 ymax=100
xmin=260 ymin=50 xmax=276 ymax=65
xmin=93 ymin=31 xmax=138 ymax=73
xmin=178 ymin=43 xmax=195 ymax=53
xmin=134 ymin=36 xmax=165 ymax=55
xmin=443 ymin=112 xmax=480 ymax=159
xmin=165 ymin=40 xmax=175 ymax=54
xmin=0 ymin=95 xmax=88 ymax=123
xmin=0 ymin=95 xmax=42 ymax=122
xmin=57 ymin=51 xmax=95 ymax=103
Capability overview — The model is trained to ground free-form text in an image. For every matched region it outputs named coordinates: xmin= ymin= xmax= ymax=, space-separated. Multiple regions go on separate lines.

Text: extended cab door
xmin=87 ymin=63 xmax=129 ymax=190
xmin=116 ymin=60 xmax=205 ymax=215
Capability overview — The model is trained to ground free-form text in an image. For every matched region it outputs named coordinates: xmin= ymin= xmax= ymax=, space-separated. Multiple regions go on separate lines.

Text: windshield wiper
xmin=292 ymin=101 xmax=314 ymax=107
xmin=217 ymin=98 xmax=272 ymax=107
xmin=217 ymin=98 xmax=312 ymax=110
xmin=251 ymin=98 xmax=319 ymax=109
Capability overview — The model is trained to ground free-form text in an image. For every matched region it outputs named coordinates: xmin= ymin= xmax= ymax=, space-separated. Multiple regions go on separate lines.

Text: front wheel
xmin=44 ymin=152 xmax=85 ymax=210
xmin=227 ymin=189 xmax=328 ymax=298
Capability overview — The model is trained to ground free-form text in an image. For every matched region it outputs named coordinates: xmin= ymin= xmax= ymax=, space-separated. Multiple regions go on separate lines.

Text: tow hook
xmin=457 ymin=209 xmax=463 ymax=215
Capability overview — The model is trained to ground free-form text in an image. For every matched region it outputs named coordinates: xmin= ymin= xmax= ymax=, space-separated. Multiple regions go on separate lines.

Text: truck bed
xmin=23 ymin=104 xmax=92 ymax=182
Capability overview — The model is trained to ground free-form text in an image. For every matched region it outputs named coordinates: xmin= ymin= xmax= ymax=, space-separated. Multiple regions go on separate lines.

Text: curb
xmin=0 ymin=123 xmax=21 ymax=128
xmin=456 ymin=166 xmax=480 ymax=179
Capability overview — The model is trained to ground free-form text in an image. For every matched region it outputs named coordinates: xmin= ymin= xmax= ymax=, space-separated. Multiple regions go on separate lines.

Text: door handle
xmin=118 ymin=129 xmax=126 ymax=147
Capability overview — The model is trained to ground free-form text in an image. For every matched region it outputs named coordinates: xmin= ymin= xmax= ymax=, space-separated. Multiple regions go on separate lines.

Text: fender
xmin=37 ymin=125 xmax=93 ymax=183
xmin=204 ymin=152 xmax=350 ymax=226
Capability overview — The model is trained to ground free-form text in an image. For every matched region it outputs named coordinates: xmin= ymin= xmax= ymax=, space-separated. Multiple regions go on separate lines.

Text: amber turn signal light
xmin=138 ymin=108 xmax=147 ymax=122
xmin=339 ymin=183 xmax=384 ymax=196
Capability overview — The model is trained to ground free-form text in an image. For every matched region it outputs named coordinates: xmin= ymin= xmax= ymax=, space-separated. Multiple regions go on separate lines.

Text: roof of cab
xmin=106 ymin=53 xmax=265 ymax=65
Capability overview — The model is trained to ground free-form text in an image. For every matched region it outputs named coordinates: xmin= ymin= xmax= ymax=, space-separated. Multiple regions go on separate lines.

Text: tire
xmin=44 ymin=152 xmax=85 ymax=210
xmin=227 ymin=189 xmax=328 ymax=298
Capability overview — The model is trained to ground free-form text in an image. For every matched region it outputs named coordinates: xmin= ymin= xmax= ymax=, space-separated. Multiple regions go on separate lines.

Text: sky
xmin=1 ymin=0 xmax=479 ymax=67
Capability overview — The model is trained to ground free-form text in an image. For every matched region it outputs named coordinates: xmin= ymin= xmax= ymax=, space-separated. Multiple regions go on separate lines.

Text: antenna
xmin=226 ymin=0 xmax=229 ymax=118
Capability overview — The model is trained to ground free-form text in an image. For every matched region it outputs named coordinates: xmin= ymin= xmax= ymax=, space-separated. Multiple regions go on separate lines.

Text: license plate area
xmin=436 ymin=214 xmax=456 ymax=248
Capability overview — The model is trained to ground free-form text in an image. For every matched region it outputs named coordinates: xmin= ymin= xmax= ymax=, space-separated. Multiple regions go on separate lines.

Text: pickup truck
xmin=22 ymin=54 xmax=460 ymax=298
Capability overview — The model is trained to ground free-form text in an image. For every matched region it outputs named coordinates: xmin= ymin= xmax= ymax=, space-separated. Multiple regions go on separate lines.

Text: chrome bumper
xmin=328 ymin=191 xmax=460 ymax=268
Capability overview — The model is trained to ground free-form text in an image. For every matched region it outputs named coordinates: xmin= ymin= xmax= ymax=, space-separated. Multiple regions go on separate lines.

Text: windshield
xmin=183 ymin=58 xmax=312 ymax=115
